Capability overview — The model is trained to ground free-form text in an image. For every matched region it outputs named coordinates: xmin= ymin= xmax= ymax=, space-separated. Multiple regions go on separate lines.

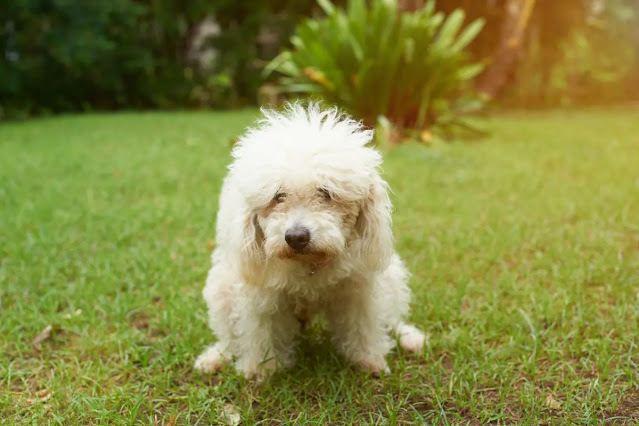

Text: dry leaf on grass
xmin=36 ymin=389 xmax=52 ymax=400
xmin=32 ymin=324 xmax=60 ymax=351
xmin=545 ymin=394 xmax=562 ymax=410
xmin=26 ymin=389 xmax=53 ymax=405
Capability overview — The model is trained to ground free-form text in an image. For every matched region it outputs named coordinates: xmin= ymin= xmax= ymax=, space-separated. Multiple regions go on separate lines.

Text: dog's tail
xmin=395 ymin=322 xmax=427 ymax=353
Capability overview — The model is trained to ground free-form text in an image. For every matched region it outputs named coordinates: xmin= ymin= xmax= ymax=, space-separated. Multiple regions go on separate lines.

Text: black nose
xmin=285 ymin=227 xmax=310 ymax=251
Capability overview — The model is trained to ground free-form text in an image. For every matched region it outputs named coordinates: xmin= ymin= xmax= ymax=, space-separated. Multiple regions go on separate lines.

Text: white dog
xmin=195 ymin=104 xmax=425 ymax=379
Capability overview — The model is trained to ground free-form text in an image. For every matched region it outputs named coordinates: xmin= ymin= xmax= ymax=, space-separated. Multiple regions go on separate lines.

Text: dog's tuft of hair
xmin=195 ymin=103 xmax=425 ymax=380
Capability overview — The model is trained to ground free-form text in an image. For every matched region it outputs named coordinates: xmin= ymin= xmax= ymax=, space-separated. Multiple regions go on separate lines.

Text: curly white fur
xmin=195 ymin=103 xmax=425 ymax=379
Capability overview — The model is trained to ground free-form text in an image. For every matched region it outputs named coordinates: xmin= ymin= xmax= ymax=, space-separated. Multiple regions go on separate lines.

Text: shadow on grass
xmin=187 ymin=328 xmax=439 ymax=424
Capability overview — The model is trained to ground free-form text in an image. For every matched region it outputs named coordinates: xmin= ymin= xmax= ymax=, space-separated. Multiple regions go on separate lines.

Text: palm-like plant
xmin=266 ymin=0 xmax=486 ymax=141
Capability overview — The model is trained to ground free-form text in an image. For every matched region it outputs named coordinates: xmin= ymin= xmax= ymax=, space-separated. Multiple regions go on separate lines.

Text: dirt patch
xmin=606 ymin=389 xmax=639 ymax=424
xmin=128 ymin=311 xmax=150 ymax=330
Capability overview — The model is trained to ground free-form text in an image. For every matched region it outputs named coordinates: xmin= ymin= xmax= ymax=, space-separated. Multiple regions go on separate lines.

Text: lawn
xmin=1 ymin=108 xmax=638 ymax=424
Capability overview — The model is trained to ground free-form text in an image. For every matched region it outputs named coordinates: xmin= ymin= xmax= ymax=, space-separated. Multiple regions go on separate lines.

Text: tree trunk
xmin=397 ymin=0 xmax=424 ymax=12
xmin=477 ymin=0 xmax=536 ymax=99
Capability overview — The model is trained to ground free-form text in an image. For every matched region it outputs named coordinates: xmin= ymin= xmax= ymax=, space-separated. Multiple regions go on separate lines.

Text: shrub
xmin=0 ymin=0 xmax=212 ymax=118
xmin=266 ymin=0 xmax=486 ymax=141
xmin=189 ymin=1 xmax=326 ymax=108
xmin=0 ymin=0 xmax=320 ymax=118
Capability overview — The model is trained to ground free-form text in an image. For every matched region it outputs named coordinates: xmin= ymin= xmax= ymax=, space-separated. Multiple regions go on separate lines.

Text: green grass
xmin=1 ymin=108 xmax=638 ymax=424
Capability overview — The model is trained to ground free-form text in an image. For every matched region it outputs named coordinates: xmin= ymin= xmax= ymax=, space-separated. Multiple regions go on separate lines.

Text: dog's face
xmin=228 ymin=104 xmax=395 ymax=280
xmin=257 ymin=183 xmax=359 ymax=264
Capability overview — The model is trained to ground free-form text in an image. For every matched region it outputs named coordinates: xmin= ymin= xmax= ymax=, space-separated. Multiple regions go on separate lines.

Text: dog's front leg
xmin=233 ymin=290 xmax=299 ymax=380
xmin=326 ymin=278 xmax=394 ymax=376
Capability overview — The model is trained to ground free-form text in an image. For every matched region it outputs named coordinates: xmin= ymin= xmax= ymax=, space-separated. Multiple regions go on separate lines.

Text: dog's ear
xmin=356 ymin=175 xmax=394 ymax=272
xmin=239 ymin=212 xmax=265 ymax=284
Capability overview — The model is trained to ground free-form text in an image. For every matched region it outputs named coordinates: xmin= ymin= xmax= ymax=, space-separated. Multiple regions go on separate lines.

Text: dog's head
xmin=228 ymin=104 xmax=393 ymax=281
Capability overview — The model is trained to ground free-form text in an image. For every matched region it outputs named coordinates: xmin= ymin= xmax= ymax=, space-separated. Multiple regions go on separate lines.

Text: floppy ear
xmin=238 ymin=211 xmax=265 ymax=285
xmin=356 ymin=175 xmax=394 ymax=271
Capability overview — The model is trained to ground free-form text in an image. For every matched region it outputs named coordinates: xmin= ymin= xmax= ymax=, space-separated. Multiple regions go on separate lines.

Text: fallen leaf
xmin=33 ymin=325 xmax=59 ymax=351
xmin=27 ymin=389 xmax=53 ymax=405
xmin=545 ymin=394 xmax=562 ymax=410
xmin=36 ymin=389 xmax=52 ymax=400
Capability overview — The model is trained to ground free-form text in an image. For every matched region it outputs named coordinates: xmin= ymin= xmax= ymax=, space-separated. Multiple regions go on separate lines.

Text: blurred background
xmin=2 ymin=0 xmax=638 ymax=135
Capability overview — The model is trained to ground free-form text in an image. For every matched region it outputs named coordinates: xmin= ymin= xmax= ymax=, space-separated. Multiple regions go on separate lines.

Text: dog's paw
xmin=194 ymin=344 xmax=227 ymax=373
xmin=238 ymin=357 xmax=278 ymax=381
xmin=397 ymin=322 xmax=427 ymax=354
xmin=354 ymin=355 xmax=390 ymax=378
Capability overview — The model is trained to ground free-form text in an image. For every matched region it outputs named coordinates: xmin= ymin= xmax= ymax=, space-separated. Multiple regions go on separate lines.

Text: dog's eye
xmin=318 ymin=188 xmax=332 ymax=201
xmin=274 ymin=192 xmax=287 ymax=204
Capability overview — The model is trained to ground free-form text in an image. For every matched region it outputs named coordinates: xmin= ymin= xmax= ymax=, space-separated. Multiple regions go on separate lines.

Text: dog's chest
xmin=289 ymin=292 xmax=327 ymax=326
xmin=274 ymin=261 xmax=352 ymax=315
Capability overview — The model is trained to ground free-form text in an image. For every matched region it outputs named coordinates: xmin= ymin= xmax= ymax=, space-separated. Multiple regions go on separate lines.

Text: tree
xmin=476 ymin=0 xmax=536 ymax=99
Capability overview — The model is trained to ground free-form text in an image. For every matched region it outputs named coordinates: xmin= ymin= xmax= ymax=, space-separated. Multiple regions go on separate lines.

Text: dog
xmin=194 ymin=103 xmax=425 ymax=379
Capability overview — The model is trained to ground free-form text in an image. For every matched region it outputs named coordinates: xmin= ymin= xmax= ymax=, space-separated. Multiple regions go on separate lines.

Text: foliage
xmin=558 ymin=0 xmax=639 ymax=103
xmin=436 ymin=0 xmax=639 ymax=107
xmin=0 ymin=0 xmax=211 ymax=118
xmin=0 ymin=0 xmax=318 ymax=118
xmin=189 ymin=1 xmax=326 ymax=108
xmin=1 ymin=0 xmax=637 ymax=118
xmin=267 ymin=0 xmax=486 ymax=140
xmin=504 ymin=0 xmax=639 ymax=107
xmin=2 ymin=109 xmax=639 ymax=422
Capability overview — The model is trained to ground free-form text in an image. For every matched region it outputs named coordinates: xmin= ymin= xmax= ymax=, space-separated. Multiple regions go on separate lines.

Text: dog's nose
xmin=285 ymin=227 xmax=310 ymax=251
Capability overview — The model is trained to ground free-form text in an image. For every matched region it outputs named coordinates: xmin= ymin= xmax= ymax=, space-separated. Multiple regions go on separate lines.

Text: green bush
xmin=0 ymin=0 xmax=213 ymax=118
xmin=266 ymin=0 xmax=486 ymax=140
xmin=0 ymin=0 xmax=320 ymax=119
xmin=189 ymin=1 xmax=327 ymax=108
